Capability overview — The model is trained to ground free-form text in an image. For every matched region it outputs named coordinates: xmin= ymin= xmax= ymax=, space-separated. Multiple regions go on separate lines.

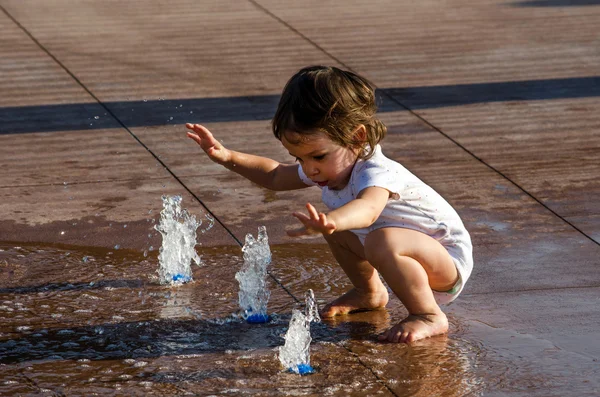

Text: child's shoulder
xmin=358 ymin=145 xmax=407 ymax=174
xmin=352 ymin=145 xmax=426 ymax=192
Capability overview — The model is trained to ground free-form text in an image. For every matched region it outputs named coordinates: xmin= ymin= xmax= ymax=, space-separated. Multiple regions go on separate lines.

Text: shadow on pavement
xmin=512 ymin=0 xmax=600 ymax=6
xmin=2 ymin=76 xmax=599 ymax=134
xmin=0 ymin=315 xmax=363 ymax=364
xmin=0 ymin=279 xmax=145 ymax=294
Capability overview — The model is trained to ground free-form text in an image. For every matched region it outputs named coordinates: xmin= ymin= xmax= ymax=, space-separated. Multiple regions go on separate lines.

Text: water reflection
xmin=325 ymin=311 xmax=484 ymax=396
xmin=1 ymin=242 xmax=489 ymax=396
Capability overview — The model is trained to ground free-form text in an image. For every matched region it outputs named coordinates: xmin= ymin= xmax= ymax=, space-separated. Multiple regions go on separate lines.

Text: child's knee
xmin=364 ymin=234 xmax=395 ymax=269
xmin=364 ymin=228 xmax=416 ymax=268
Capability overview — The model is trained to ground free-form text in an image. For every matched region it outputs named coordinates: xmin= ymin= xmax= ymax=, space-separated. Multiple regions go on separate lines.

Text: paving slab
xmin=385 ymin=97 xmax=600 ymax=243
xmin=0 ymin=0 xmax=336 ymax=101
xmin=0 ymin=176 xmax=234 ymax=250
xmin=258 ymin=0 xmax=600 ymax=85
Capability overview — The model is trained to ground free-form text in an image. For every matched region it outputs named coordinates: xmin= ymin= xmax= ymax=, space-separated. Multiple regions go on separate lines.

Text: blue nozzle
xmin=172 ymin=274 xmax=191 ymax=283
xmin=246 ymin=313 xmax=270 ymax=323
xmin=290 ymin=363 xmax=314 ymax=375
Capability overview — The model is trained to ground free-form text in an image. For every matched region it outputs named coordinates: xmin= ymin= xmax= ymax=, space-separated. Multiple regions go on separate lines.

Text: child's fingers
xmin=186 ymin=131 xmax=202 ymax=145
xmin=305 ymin=203 xmax=320 ymax=220
xmin=185 ymin=122 xmax=204 ymax=131
xmin=318 ymin=213 xmax=327 ymax=225
xmin=193 ymin=124 xmax=221 ymax=147
xmin=292 ymin=212 xmax=310 ymax=223
xmin=186 ymin=123 xmax=211 ymax=138
xmin=186 ymin=123 xmax=203 ymax=135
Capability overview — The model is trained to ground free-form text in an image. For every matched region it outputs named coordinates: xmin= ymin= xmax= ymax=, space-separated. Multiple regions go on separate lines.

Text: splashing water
xmin=154 ymin=195 xmax=214 ymax=285
xmin=235 ymin=226 xmax=271 ymax=323
xmin=279 ymin=289 xmax=320 ymax=374
xmin=304 ymin=289 xmax=320 ymax=324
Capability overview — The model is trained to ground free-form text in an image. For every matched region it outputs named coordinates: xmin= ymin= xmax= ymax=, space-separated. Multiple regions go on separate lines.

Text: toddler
xmin=186 ymin=66 xmax=473 ymax=343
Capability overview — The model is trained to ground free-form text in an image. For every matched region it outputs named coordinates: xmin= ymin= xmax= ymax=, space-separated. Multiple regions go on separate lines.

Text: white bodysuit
xmin=298 ymin=145 xmax=473 ymax=304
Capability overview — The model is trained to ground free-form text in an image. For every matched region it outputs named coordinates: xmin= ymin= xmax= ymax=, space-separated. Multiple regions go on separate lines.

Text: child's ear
xmin=353 ymin=124 xmax=367 ymax=146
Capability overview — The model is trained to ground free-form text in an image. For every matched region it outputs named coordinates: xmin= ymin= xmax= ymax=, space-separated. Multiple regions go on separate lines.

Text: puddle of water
xmin=3 ymin=241 xmax=593 ymax=395
xmin=456 ymin=320 xmax=600 ymax=396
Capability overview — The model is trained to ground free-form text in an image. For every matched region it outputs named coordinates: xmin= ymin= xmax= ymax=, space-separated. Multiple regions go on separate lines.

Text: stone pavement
xmin=1 ymin=1 xmax=599 ymax=395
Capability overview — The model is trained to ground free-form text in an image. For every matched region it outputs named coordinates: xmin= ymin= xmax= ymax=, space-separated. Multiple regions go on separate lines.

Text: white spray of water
xmin=279 ymin=290 xmax=320 ymax=373
xmin=235 ymin=226 xmax=271 ymax=320
xmin=154 ymin=195 xmax=214 ymax=285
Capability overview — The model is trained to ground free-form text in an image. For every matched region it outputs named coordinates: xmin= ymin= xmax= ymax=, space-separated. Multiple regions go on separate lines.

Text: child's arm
xmin=186 ymin=123 xmax=307 ymax=191
xmin=287 ymin=186 xmax=390 ymax=236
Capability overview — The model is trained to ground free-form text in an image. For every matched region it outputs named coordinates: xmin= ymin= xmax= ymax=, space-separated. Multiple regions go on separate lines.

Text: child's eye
xmin=313 ymin=154 xmax=326 ymax=161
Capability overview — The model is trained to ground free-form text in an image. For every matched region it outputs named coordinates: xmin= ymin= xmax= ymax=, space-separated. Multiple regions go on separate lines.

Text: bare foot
xmin=321 ymin=287 xmax=389 ymax=317
xmin=378 ymin=311 xmax=449 ymax=343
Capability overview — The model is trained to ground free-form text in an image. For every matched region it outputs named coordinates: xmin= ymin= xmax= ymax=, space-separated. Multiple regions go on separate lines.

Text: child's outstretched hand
xmin=186 ymin=123 xmax=230 ymax=164
xmin=288 ymin=203 xmax=336 ymax=237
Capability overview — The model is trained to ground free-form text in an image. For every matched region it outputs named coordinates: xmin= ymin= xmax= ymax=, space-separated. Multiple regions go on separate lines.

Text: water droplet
xmin=143 ymin=250 xmax=148 ymax=257
xmin=114 ymin=245 xmax=120 ymax=250
xmin=190 ymin=111 xmax=194 ymax=114
xmin=94 ymin=116 xmax=100 ymax=119
xmin=123 ymin=225 xmax=127 ymax=228
xmin=60 ymin=231 xmax=65 ymax=235
xmin=149 ymin=246 xmax=154 ymax=251
xmin=143 ymin=99 xmax=148 ymax=102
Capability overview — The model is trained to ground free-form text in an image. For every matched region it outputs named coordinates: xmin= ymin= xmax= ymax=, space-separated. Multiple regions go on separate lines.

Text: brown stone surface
xmin=1 ymin=0 xmax=600 ymax=395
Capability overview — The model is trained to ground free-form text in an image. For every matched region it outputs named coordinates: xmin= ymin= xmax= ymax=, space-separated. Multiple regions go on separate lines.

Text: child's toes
xmin=377 ymin=329 xmax=391 ymax=341
xmin=399 ymin=331 xmax=411 ymax=343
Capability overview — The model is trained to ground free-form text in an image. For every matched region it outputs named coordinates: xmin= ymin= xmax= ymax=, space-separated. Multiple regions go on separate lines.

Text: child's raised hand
xmin=287 ymin=203 xmax=336 ymax=237
xmin=186 ymin=123 xmax=230 ymax=164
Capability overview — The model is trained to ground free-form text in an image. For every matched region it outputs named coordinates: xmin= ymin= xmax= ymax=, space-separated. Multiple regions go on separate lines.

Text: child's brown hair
xmin=272 ymin=66 xmax=386 ymax=159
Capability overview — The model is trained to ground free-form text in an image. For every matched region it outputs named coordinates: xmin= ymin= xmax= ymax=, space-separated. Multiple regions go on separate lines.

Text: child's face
xmin=281 ymin=130 xmax=359 ymax=190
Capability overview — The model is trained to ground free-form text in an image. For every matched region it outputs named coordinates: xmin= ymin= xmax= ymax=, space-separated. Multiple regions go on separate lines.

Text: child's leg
xmin=321 ymin=231 xmax=389 ymax=317
xmin=363 ymin=227 xmax=459 ymax=343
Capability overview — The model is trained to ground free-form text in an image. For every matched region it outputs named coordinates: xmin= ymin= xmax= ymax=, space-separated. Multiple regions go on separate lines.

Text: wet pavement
xmin=1 ymin=0 xmax=600 ymax=396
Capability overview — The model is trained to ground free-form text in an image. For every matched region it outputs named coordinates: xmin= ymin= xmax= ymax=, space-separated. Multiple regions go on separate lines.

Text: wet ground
xmin=0 ymin=243 xmax=482 ymax=396
xmin=2 ymin=242 xmax=599 ymax=396
xmin=2 ymin=0 xmax=600 ymax=395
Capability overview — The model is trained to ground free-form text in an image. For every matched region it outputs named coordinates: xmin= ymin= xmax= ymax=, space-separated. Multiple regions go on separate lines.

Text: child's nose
xmin=305 ymin=164 xmax=319 ymax=176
